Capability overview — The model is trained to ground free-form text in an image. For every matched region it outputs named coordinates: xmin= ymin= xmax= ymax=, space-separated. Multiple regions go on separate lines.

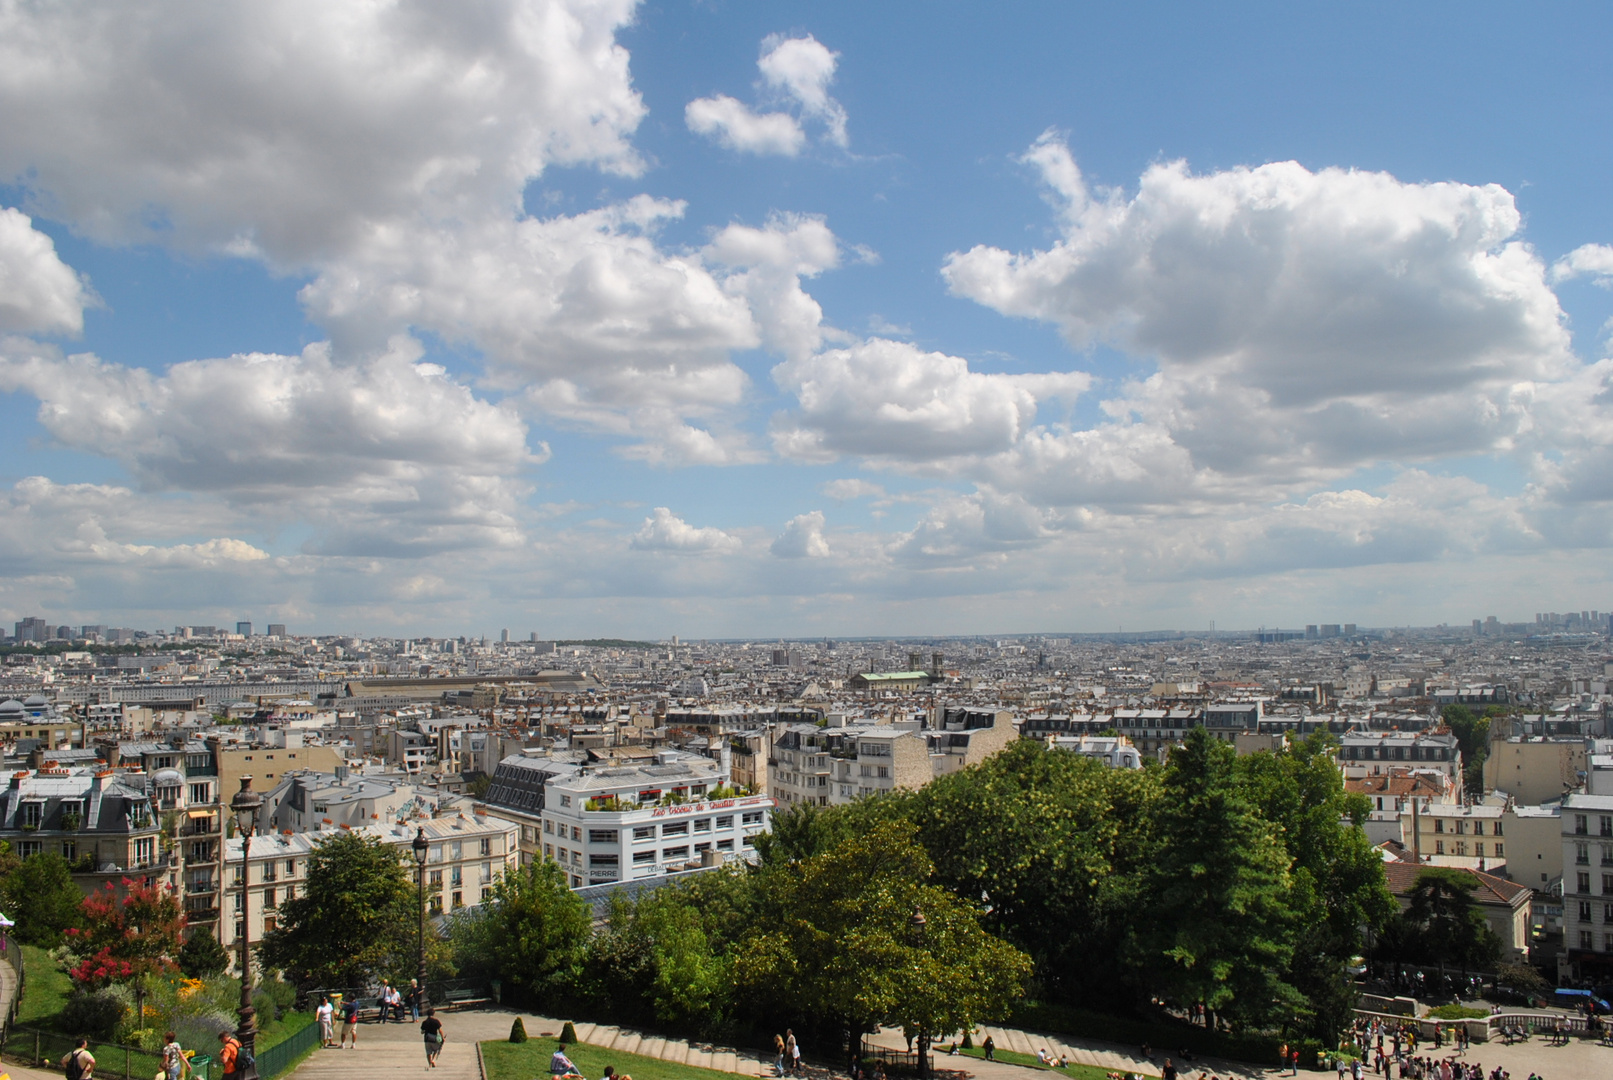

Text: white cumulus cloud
xmin=630 ymin=508 xmax=742 ymax=553
xmin=0 ymin=209 xmax=92 ymax=335
xmin=771 ymin=510 xmax=830 ymax=558
xmin=684 ymin=96 xmax=805 ymax=157
xmin=686 ymin=33 xmax=847 ymax=156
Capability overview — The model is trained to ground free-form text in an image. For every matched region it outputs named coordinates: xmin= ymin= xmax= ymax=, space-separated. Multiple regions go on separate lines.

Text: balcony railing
xmin=186 ymin=880 xmax=217 ymax=895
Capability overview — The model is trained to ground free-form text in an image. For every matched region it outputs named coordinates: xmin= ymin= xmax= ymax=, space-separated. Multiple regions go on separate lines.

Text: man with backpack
xmin=218 ymin=1029 xmax=254 ymax=1080
xmin=62 ymin=1036 xmax=94 ymax=1080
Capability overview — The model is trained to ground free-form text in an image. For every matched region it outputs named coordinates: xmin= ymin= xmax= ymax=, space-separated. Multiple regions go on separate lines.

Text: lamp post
xmin=910 ymin=907 xmax=928 ymax=1080
xmin=412 ymin=826 xmax=429 ymax=1010
xmin=231 ymin=776 xmax=262 ymax=1057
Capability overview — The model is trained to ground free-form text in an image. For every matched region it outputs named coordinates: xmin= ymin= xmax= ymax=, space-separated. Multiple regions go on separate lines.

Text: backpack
xmin=65 ymin=1050 xmax=89 ymax=1080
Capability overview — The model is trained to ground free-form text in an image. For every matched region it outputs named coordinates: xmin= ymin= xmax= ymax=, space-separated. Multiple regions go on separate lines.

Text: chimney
xmin=28 ymin=746 xmax=44 ymax=770
xmin=104 ymin=743 xmax=121 ymax=769
xmin=9 ymin=771 xmax=27 ymax=791
xmin=92 ymin=768 xmax=114 ymax=792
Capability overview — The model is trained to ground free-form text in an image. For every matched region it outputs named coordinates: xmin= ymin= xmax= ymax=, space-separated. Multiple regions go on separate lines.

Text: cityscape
xmin=1 ymin=3 xmax=1612 ymax=1080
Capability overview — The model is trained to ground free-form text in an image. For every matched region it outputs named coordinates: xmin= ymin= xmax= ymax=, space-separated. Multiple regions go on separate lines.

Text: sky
xmin=2 ymin=1 xmax=1613 ymax=639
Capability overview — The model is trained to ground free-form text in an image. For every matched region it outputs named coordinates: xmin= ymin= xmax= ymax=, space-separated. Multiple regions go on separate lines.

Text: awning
xmin=187 ymin=809 xmax=215 ymax=819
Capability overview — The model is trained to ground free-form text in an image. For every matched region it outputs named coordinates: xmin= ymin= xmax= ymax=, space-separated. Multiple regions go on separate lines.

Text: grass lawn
xmin=483 ymin=1036 xmax=746 ymax=1080
xmin=950 ymin=1046 xmax=1143 ymax=1080
xmin=18 ymin=943 xmax=73 ymax=1026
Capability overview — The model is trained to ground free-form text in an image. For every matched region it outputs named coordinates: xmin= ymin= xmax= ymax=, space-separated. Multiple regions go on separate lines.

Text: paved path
xmin=277 ymin=1010 xmax=1613 ymax=1080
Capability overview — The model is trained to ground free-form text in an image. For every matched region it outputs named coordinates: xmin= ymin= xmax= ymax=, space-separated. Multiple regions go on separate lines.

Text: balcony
xmin=186 ymin=879 xmax=217 ymax=895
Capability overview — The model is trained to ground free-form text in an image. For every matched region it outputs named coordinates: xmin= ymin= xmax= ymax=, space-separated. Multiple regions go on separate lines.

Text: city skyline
xmin=2 ymin=3 xmax=1613 ymax=638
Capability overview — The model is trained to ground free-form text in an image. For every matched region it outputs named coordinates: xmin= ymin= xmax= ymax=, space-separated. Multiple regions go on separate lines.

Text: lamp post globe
xmin=412 ymin=826 xmax=429 ymax=1008
xmin=230 ymin=776 xmax=263 ymax=1058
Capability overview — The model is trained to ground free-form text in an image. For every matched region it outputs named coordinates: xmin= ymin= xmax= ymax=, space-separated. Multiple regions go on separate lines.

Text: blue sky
xmin=1 ymin=1 xmax=1612 ymax=638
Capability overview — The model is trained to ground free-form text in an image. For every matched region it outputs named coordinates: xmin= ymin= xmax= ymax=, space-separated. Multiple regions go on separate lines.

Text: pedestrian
xmin=786 ymin=1030 xmax=798 ymax=1076
xmin=341 ymin=995 xmax=360 ymax=1049
xmin=62 ymin=1036 xmax=95 ymax=1080
xmin=421 ymin=1008 xmax=444 ymax=1069
xmin=217 ymin=1030 xmax=244 ymax=1080
xmin=792 ymin=1032 xmax=803 ymax=1074
xmin=1163 ymin=1059 xmax=1177 ymax=1080
xmin=1290 ymin=1049 xmax=1299 ymax=1076
xmin=162 ymin=1032 xmax=193 ymax=1080
xmin=773 ymin=1035 xmax=786 ymax=1077
xmin=380 ymin=980 xmax=394 ymax=1023
xmin=984 ymin=1037 xmax=996 ymax=1062
xmin=317 ymin=997 xmax=335 ymax=1047
xmin=408 ymin=979 xmax=422 ymax=1022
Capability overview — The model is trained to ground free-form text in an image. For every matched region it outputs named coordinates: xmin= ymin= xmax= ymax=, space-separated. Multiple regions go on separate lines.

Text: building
xmin=537 ymin=755 xmax=768 ymax=888
xmin=1559 ymin=793 xmax=1613 ymax=981
xmin=1046 ymin=735 xmax=1144 ymax=769
xmin=481 ymin=752 xmax=583 ymax=866
xmin=220 ymin=811 xmax=517 ymax=958
xmin=1400 ymin=802 xmax=1507 ymax=873
xmin=1502 ymin=803 xmax=1563 ymax=892
xmin=1485 ymin=736 xmax=1589 ymax=805
xmin=0 ymin=765 xmax=165 ymax=890
xmin=1345 ymin=769 xmax=1457 ymax=846
xmin=849 ymin=671 xmax=938 ymax=695
xmin=1382 ymin=861 xmax=1532 ymax=960
xmin=1339 ymin=732 xmax=1461 ymax=782
xmin=259 ymin=768 xmax=446 ymax=833
xmin=926 ymin=708 xmax=1015 ymax=776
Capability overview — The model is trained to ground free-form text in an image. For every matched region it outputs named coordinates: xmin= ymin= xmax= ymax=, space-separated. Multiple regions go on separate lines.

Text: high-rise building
xmin=500 ymin=628 xmax=509 ymax=643
xmin=266 ymin=624 xmax=287 ymax=638
xmin=236 ymin=621 xmax=252 ymax=637
xmin=14 ymin=616 xmax=47 ymax=642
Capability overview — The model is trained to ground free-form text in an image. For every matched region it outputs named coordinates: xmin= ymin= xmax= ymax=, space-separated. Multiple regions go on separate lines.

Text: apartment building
xmin=537 ymin=755 xmax=767 ymax=887
xmin=0 ymin=765 xmax=165 ymax=889
xmin=1338 ymin=732 xmax=1462 ymax=782
xmin=1400 ymin=802 xmax=1507 ymax=873
xmin=220 ymin=811 xmax=517 ymax=956
xmin=259 ymin=767 xmax=445 ymax=832
xmin=1560 ymin=793 xmax=1613 ymax=981
xmin=481 ymin=752 xmax=583 ymax=866
xmin=1484 ymin=736 xmax=1589 ymax=805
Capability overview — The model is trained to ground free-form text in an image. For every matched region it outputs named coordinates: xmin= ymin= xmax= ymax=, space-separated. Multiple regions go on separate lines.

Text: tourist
xmin=408 ymin=979 xmax=423 ymax=1023
xmin=773 ymin=1034 xmax=786 ymax=1076
xmin=217 ymin=1030 xmax=243 ymax=1080
xmin=602 ymin=1066 xmax=632 ymax=1080
xmin=550 ymin=1043 xmax=580 ymax=1078
xmin=786 ymin=1029 xmax=799 ymax=1075
xmin=985 ymin=1037 xmax=996 ymax=1061
xmin=62 ymin=1036 xmax=94 ymax=1080
xmin=162 ymin=1032 xmax=193 ymax=1080
xmin=341 ymin=995 xmax=360 ymax=1049
xmin=421 ymin=1008 xmax=444 ymax=1069
xmin=317 ymin=997 xmax=335 ymax=1047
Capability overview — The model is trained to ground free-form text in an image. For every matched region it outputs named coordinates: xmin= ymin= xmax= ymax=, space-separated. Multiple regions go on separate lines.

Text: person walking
xmin=317 ymin=997 xmax=335 ymax=1047
xmin=162 ymin=1033 xmax=194 ymax=1080
xmin=785 ymin=1030 xmax=798 ymax=1075
xmin=217 ymin=1030 xmax=245 ymax=1080
xmin=62 ymin=1036 xmax=95 ymax=1080
xmin=340 ymin=995 xmax=360 ymax=1049
xmin=421 ymin=1008 xmax=444 ymax=1069
xmin=408 ymin=979 xmax=423 ymax=1022
xmin=773 ymin=1035 xmax=786 ymax=1076
xmin=984 ymin=1036 xmax=995 ymax=1062
xmin=379 ymin=980 xmax=394 ymax=1023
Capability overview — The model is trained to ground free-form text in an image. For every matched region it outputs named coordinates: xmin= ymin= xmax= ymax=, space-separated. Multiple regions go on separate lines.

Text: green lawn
xmin=483 ymin=1036 xmax=747 ymax=1080
xmin=950 ymin=1045 xmax=1144 ymax=1080
xmin=18 ymin=943 xmax=73 ymax=1026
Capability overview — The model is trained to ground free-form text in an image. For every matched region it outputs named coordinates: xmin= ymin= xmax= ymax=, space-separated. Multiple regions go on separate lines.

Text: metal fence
xmin=256 ymin=1017 xmax=321 ymax=1080
xmin=8 ymin=1026 xmax=165 ymax=1080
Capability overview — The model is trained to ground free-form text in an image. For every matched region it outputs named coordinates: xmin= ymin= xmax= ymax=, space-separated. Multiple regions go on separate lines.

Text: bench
xmin=437 ymin=988 xmax=494 ymax=1011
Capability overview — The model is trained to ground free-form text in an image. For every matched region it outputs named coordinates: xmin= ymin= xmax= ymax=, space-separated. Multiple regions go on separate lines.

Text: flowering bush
xmin=69 ymin=947 xmax=138 ymax=990
xmin=65 ymin=877 xmax=184 ymax=989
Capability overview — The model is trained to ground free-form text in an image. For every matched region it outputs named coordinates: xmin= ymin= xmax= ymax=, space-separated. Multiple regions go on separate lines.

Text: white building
xmin=538 ymin=755 xmax=770 ymax=888
xmin=1560 ymin=793 xmax=1613 ymax=981
xmin=1047 ymin=735 xmax=1144 ymax=769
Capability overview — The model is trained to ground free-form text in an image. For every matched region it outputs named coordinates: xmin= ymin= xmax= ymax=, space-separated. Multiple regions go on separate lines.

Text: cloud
xmin=771 ymin=510 xmax=830 ymax=558
xmin=771 ymin=337 xmax=1090 ymax=464
xmin=686 ymin=33 xmax=847 ymax=156
xmin=630 ymin=508 xmax=742 ymax=553
xmin=820 ymin=478 xmax=887 ymax=501
xmin=685 ymin=96 xmax=805 ymax=157
xmin=0 ymin=0 xmax=645 ymax=263
xmin=0 ymin=337 xmax=535 ymax=555
xmin=757 ymin=34 xmax=848 ymax=147
xmin=1552 ymin=243 xmax=1613 ymax=284
xmin=704 ymin=213 xmax=841 ymax=362
xmin=0 ymin=209 xmax=92 ymax=335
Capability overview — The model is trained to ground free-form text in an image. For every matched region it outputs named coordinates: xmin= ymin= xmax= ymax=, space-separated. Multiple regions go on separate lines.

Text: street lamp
xmin=910 ymin=907 xmax=928 ymax=1080
xmin=231 ymin=776 xmax=262 ymax=1057
xmin=412 ymin=826 xmax=429 ymax=1010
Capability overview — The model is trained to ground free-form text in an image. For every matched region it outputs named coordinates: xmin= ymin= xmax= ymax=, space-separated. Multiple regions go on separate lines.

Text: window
xmin=1493 ymin=820 xmax=1503 ymax=837
xmin=742 ymin=833 xmax=757 ymax=846
xmin=1604 ymin=815 xmax=1613 ymax=837
xmin=559 ymin=795 xmax=571 ymax=807
xmin=589 ymin=830 xmax=618 ymax=844
xmin=694 ymin=818 xmax=711 ymax=832
xmin=663 ymin=845 xmax=689 ymax=859
xmin=589 ymin=854 xmax=619 ymax=868
xmin=430 ymin=870 xmax=443 ymax=887
xmin=633 ymin=851 xmax=656 ymax=864
xmin=742 ymin=812 xmax=763 ymax=824
xmin=543 ymin=820 xmax=553 ymax=834
xmin=451 ymin=840 xmax=463 ymax=860
xmin=264 ymin=888 xmax=277 ymax=910
xmin=61 ymin=840 xmax=75 ymax=861
xmin=1580 ymin=872 xmax=1592 ymax=893
xmin=1577 ymin=814 xmax=1589 ymax=835
xmin=1494 ymin=844 xmax=1503 ymax=857
xmin=479 ymin=837 xmax=492 ymax=856
xmin=1473 ymin=821 xmax=1484 ymax=836
xmin=135 ymin=837 xmax=155 ymax=865
xmin=481 ymin=887 xmax=492 ymax=902
xmin=1434 ymin=819 xmax=1444 ymax=834
xmin=480 ymin=861 xmax=492 ymax=883
xmin=1474 ymin=843 xmax=1484 ymax=857
xmin=20 ymin=802 xmax=41 ymax=828
xmin=717 ymin=838 xmax=734 ymax=851
xmin=189 ymin=783 xmax=211 ymax=804
xmin=1604 ymin=874 xmax=1613 ymax=895
xmin=633 ymin=825 xmax=654 ymax=840
xmin=1435 ymin=841 xmax=1444 ymax=855
xmin=522 ymin=825 xmax=535 ymax=842
xmin=452 ymin=891 xmax=462 ymax=908
xmin=451 ymin=867 xmax=463 ymax=886
xmin=1605 ymin=903 xmax=1613 ymax=923
xmin=544 ymin=844 xmax=554 ymax=858
xmin=1578 ymin=843 xmax=1591 ymax=865
xmin=662 ymin=822 xmax=688 ymax=837
xmin=877 ymin=766 xmax=889 ymax=778
xmin=17 ymin=840 xmax=40 ymax=858
xmin=1580 ymin=901 xmax=1593 ymax=921
xmin=430 ymin=844 xmax=443 ymax=863
xmin=429 ymin=896 xmax=443 ymax=915
xmin=262 ymin=916 xmax=277 ymax=934
xmin=715 ymin=816 xmax=733 ymax=829
xmin=694 ymin=841 xmax=711 ymax=854
xmin=286 ymin=859 xmax=296 ymax=877
xmin=285 ymin=885 xmax=295 ymax=902
xmin=262 ymin=862 xmax=277 ymax=882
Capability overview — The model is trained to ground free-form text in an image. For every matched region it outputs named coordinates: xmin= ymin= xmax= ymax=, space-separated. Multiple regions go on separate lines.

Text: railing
xmin=6 ymin=1027 xmax=163 ymax=1080
xmin=256 ymin=1018 xmax=321 ymax=1080
xmin=0 ymin=934 xmax=25 ymax=1058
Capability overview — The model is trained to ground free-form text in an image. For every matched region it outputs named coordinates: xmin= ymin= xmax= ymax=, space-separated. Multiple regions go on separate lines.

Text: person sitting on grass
xmin=550 ymin=1044 xmax=582 ymax=1079
xmin=602 ymin=1066 xmax=632 ymax=1080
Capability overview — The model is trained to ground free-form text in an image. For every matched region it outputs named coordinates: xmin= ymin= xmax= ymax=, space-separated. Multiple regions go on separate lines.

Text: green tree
xmin=734 ymin=819 xmax=1032 ymax=1051
xmin=1124 ymin=729 xmax=1301 ymax=1030
xmin=177 ymin=927 xmax=230 ymax=978
xmin=451 ymin=859 xmax=589 ymax=1008
xmin=1395 ymin=868 xmax=1501 ymax=976
xmin=1441 ymin=705 xmax=1492 ymax=797
xmin=259 ymin=832 xmax=414 ymax=987
xmin=1 ymin=850 xmax=85 ymax=946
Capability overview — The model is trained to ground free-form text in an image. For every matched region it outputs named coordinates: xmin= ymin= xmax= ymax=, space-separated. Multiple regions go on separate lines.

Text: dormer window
xmin=20 ymin=801 xmax=42 ymax=828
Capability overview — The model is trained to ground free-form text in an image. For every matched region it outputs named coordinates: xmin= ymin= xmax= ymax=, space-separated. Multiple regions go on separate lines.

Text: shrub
xmin=961 ymin=1031 xmax=973 ymax=1050
xmin=1426 ymin=1004 xmax=1487 ymax=1020
xmin=510 ymin=1017 xmax=528 ymax=1043
xmin=560 ymin=1020 xmax=577 ymax=1043
xmin=60 ymin=986 xmax=130 ymax=1039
